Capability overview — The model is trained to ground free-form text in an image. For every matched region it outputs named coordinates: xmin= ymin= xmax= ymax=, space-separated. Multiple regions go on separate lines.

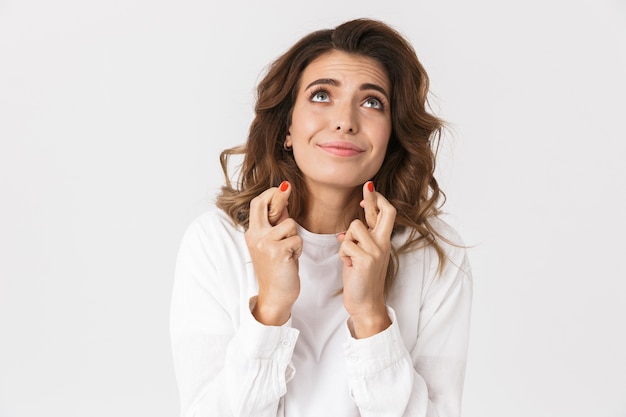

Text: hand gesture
xmin=245 ymin=181 xmax=302 ymax=326
xmin=338 ymin=181 xmax=395 ymax=338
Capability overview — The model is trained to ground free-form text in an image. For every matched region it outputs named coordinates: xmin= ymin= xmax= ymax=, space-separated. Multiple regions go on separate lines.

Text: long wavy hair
xmin=216 ymin=18 xmax=449 ymax=293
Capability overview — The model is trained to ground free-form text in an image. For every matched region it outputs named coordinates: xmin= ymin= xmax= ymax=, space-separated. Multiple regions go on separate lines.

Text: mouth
xmin=318 ymin=141 xmax=365 ymax=157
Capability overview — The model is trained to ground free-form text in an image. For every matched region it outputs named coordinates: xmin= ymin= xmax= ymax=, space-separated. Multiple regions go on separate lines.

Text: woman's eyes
xmin=308 ymin=90 xmax=385 ymax=110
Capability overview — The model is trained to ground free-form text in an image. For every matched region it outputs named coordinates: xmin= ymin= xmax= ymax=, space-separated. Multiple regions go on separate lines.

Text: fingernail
xmin=367 ymin=181 xmax=374 ymax=192
xmin=280 ymin=181 xmax=289 ymax=192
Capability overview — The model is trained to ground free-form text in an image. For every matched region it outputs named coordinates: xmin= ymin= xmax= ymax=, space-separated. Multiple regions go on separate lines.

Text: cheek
xmin=368 ymin=115 xmax=392 ymax=144
xmin=373 ymin=126 xmax=392 ymax=153
xmin=370 ymin=133 xmax=392 ymax=173
xmin=290 ymin=106 xmax=325 ymax=139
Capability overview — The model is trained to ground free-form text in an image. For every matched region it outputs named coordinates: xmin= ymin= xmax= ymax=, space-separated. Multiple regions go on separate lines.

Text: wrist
xmin=252 ymin=296 xmax=293 ymax=326
xmin=348 ymin=309 xmax=391 ymax=339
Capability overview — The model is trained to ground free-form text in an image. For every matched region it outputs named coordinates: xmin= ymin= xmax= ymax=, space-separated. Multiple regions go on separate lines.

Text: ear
xmin=285 ymin=132 xmax=292 ymax=147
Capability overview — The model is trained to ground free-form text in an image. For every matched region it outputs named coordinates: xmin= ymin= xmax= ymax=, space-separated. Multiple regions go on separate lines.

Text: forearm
xmin=223 ymin=315 xmax=299 ymax=416
xmin=172 ymin=303 xmax=299 ymax=417
xmin=344 ymin=310 xmax=466 ymax=417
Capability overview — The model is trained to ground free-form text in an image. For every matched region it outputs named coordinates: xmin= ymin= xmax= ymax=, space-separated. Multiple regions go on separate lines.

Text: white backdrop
xmin=1 ymin=0 xmax=625 ymax=416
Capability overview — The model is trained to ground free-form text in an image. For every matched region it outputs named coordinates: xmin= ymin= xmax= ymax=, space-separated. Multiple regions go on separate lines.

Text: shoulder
xmin=394 ymin=216 xmax=465 ymax=255
xmin=394 ymin=216 xmax=471 ymax=282
xmin=183 ymin=207 xmax=243 ymax=239
xmin=429 ymin=217 xmax=467 ymax=261
xmin=178 ymin=207 xmax=246 ymax=256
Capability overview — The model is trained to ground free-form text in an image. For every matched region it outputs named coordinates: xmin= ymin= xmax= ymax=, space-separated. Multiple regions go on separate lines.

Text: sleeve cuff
xmin=237 ymin=296 xmax=300 ymax=360
xmin=343 ymin=307 xmax=408 ymax=377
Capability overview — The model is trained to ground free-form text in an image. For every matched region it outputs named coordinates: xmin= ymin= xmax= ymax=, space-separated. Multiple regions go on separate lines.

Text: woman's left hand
xmin=338 ymin=181 xmax=396 ymax=339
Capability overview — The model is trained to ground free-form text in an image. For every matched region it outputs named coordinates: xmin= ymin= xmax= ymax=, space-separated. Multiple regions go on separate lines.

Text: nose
xmin=333 ymin=102 xmax=358 ymax=134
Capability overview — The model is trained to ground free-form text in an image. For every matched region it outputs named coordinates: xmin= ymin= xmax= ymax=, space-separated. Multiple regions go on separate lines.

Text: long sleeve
xmin=169 ymin=214 xmax=300 ymax=417
xmin=344 ymin=238 xmax=473 ymax=417
xmin=171 ymin=211 xmax=472 ymax=417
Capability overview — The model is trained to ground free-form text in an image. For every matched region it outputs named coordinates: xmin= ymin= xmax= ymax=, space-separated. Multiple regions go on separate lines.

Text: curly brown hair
xmin=216 ymin=18 xmax=449 ymax=293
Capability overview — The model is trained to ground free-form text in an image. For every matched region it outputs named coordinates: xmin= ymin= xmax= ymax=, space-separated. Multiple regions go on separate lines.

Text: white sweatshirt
xmin=170 ymin=207 xmax=472 ymax=417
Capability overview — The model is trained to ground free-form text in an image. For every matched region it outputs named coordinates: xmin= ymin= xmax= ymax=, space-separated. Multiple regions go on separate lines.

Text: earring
xmin=283 ymin=141 xmax=292 ymax=151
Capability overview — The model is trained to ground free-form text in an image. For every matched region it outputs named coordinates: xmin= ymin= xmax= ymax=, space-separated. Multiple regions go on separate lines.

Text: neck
xmin=301 ymin=185 xmax=361 ymax=234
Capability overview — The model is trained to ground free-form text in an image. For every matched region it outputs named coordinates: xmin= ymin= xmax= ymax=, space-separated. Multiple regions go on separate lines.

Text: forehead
xmin=300 ymin=50 xmax=390 ymax=91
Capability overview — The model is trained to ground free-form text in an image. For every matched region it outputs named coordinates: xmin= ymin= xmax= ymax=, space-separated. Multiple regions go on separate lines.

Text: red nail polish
xmin=280 ymin=181 xmax=289 ymax=192
xmin=367 ymin=182 xmax=374 ymax=192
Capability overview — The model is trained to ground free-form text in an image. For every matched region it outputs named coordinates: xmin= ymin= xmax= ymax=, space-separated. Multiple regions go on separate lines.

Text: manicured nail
xmin=279 ymin=181 xmax=289 ymax=192
xmin=367 ymin=181 xmax=374 ymax=192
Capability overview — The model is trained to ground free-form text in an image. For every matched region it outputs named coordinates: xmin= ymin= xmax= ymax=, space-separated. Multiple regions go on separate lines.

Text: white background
xmin=1 ymin=0 xmax=625 ymax=416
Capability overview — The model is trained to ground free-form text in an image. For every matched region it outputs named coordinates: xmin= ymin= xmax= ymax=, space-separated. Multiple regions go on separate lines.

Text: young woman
xmin=170 ymin=18 xmax=472 ymax=417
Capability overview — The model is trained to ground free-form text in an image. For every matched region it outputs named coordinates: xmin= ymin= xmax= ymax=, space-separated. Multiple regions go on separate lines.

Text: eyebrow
xmin=361 ymin=83 xmax=390 ymax=100
xmin=304 ymin=78 xmax=390 ymax=101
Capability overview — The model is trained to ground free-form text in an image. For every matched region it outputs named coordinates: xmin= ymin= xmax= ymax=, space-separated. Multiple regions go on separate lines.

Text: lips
xmin=318 ymin=141 xmax=364 ymax=157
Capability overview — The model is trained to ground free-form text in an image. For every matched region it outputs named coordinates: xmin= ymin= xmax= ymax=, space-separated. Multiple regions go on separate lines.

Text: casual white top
xmin=170 ymin=207 xmax=472 ymax=417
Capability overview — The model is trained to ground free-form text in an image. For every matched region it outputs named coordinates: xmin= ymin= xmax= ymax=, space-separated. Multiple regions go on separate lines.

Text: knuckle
xmin=384 ymin=201 xmax=397 ymax=215
xmin=253 ymin=239 xmax=267 ymax=253
xmin=249 ymin=196 xmax=262 ymax=210
xmin=282 ymin=218 xmax=298 ymax=230
xmin=349 ymin=219 xmax=363 ymax=230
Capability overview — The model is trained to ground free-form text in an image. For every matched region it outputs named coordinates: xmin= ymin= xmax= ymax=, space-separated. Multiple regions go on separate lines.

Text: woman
xmin=170 ymin=18 xmax=472 ymax=417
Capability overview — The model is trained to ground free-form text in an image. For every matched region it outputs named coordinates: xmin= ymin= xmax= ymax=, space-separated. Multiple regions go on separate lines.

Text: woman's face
xmin=286 ymin=50 xmax=392 ymax=192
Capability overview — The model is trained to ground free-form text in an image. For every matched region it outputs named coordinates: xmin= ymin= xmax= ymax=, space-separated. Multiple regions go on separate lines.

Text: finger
xmin=343 ymin=220 xmax=380 ymax=255
xmin=268 ymin=218 xmax=299 ymax=242
xmin=370 ymin=194 xmax=396 ymax=243
xmin=268 ymin=181 xmax=291 ymax=225
xmin=271 ymin=234 xmax=303 ymax=261
xmin=284 ymin=235 xmax=303 ymax=260
xmin=336 ymin=232 xmax=352 ymax=267
xmin=338 ymin=235 xmax=367 ymax=268
xmin=361 ymin=181 xmax=379 ymax=229
xmin=338 ymin=239 xmax=354 ymax=267
xmin=249 ymin=187 xmax=279 ymax=229
xmin=338 ymin=237 xmax=365 ymax=258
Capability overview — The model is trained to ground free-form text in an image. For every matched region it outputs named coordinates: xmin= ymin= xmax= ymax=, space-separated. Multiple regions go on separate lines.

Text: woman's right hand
xmin=245 ymin=181 xmax=302 ymax=326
